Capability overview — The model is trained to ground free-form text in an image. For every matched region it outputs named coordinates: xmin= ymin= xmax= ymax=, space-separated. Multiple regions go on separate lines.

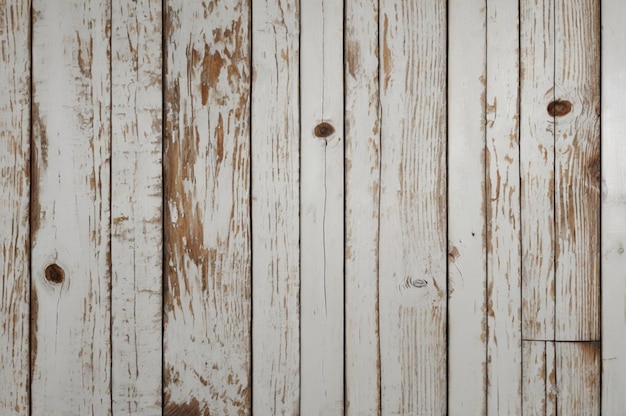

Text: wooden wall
xmin=0 ymin=0 xmax=623 ymax=414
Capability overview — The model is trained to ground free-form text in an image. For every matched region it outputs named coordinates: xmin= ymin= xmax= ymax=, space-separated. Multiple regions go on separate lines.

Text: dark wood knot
xmin=314 ymin=122 xmax=335 ymax=138
xmin=45 ymin=263 xmax=65 ymax=284
xmin=547 ymin=100 xmax=572 ymax=117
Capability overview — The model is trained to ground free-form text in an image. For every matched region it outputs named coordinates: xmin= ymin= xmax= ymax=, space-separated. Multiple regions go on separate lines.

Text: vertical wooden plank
xmin=31 ymin=0 xmax=112 ymax=414
xmin=163 ymin=0 xmax=251 ymax=414
xmin=344 ymin=0 xmax=380 ymax=414
xmin=522 ymin=341 xmax=557 ymax=415
xmin=300 ymin=0 xmax=344 ymax=412
xmin=0 ymin=1 xmax=30 ymax=414
xmin=485 ymin=0 xmax=522 ymax=413
xmin=554 ymin=0 xmax=600 ymax=341
xmin=379 ymin=0 xmax=447 ymax=414
xmin=447 ymin=0 xmax=487 ymax=413
xmin=251 ymin=0 xmax=300 ymax=414
xmin=520 ymin=0 xmax=556 ymax=341
xmin=111 ymin=0 xmax=162 ymax=413
xmin=602 ymin=0 xmax=626 ymax=412
xmin=556 ymin=342 xmax=601 ymax=415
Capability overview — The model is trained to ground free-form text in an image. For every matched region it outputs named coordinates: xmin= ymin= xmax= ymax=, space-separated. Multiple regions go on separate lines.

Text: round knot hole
xmin=547 ymin=100 xmax=573 ymax=117
xmin=314 ymin=122 xmax=335 ymax=138
xmin=45 ymin=263 xmax=65 ymax=284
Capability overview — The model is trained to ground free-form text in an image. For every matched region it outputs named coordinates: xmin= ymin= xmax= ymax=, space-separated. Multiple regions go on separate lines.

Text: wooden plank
xmin=485 ymin=0 xmax=522 ymax=413
xmin=250 ymin=0 xmax=300 ymax=414
xmin=554 ymin=0 xmax=600 ymax=341
xmin=556 ymin=342 xmax=600 ymax=415
xmin=299 ymin=0 xmax=344 ymax=413
xmin=601 ymin=0 xmax=626 ymax=411
xmin=344 ymin=0 xmax=380 ymax=414
xmin=111 ymin=0 xmax=163 ymax=413
xmin=522 ymin=341 xmax=557 ymax=415
xmin=520 ymin=0 xmax=556 ymax=341
xmin=0 ymin=1 xmax=30 ymax=414
xmin=30 ymin=0 xmax=112 ymax=414
xmin=163 ymin=1 xmax=252 ymax=414
xmin=447 ymin=0 xmax=487 ymax=413
xmin=378 ymin=0 xmax=447 ymax=414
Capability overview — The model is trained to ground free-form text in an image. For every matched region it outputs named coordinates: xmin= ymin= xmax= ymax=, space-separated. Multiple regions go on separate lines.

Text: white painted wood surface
xmin=111 ymin=0 xmax=163 ymax=413
xmin=379 ymin=1 xmax=447 ymax=414
xmin=447 ymin=0 xmax=487 ymax=413
xmin=0 ymin=1 xmax=30 ymax=414
xmin=485 ymin=0 xmax=522 ymax=414
xmin=556 ymin=342 xmax=601 ymax=414
xmin=163 ymin=1 xmax=251 ymax=414
xmin=522 ymin=341 xmax=557 ymax=415
xmin=30 ymin=0 xmax=112 ymax=414
xmin=602 ymin=0 xmax=626 ymax=412
xmin=251 ymin=0 xmax=300 ymax=414
xmin=344 ymin=0 xmax=380 ymax=414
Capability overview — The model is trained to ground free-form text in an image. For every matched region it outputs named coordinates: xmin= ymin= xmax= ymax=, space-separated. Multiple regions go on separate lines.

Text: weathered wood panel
xmin=602 ymin=0 xmax=626 ymax=412
xmin=344 ymin=0 xmax=381 ymax=414
xmin=556 ymin=342 xmax=601 ymax=415
xmin=447 ymin=0 xmax=487 ymax=413
xmin=522 ymin=341 xmax=557 ymax=415
xmin=485 ymin=0 xmax=522 ymax=413
xmin=554 ymin=0 xmax=600 ymax=341
xmin=251 ymin=0 xmax=300 ymax=414
xmin=111 ymin=0 xmax=163 ymax=413
xmin=31 ymin=0 xmax=112 ymax=414
xmin=0 ymin=1 xmax=30 ymax=414
xmin=379 ymin=1 xmax=447 ymax=414
xmin=300 ymin=0 xmax=344 ymax=413
xmin=163 ymin=1 xmax=252 ymax=414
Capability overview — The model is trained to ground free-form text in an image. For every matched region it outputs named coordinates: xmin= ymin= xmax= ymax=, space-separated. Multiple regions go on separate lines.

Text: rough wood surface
xmin=299 ymin=0 xmax=344 ymax=413
xmin=522 ymin=341 xmax=557 ymax=415
xmin=111 ymin=0 xmax=163 ymax=413
xmin=163 ymin=1 xmax=252 ymax=414
xmin=556 ymin=342 xmax=601 ymax=415
xmin=30 ymin=0 xmax=112 ymax=413
xmin=0 ymin=1 xmax=30 ymax=414
xmin=251 ymin=0 xmax=300 ymax=414
xmin=485 ymin=0 xmax=522 ymax=413
xmin=379 ymin=1 xmax=447 ymax=414
xmin=344 ymin=0 xmax=381 ymax=414
xmin=447 ymin=0 xmax=487 ymax=413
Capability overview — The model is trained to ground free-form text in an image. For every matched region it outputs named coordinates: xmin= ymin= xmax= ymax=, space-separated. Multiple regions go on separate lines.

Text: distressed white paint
xmin=602 ymin=0 xmax=626 ymax=412
xmin=251 ymin=0 xmax=300 ymax=414
xmin=522 ymin=341 xmax=557 ymax=415
xmin=447 ymin=0 xmax=487 ymax=413
xmin=111 ymin=0 xmax=163 ymax=413
xmin=31 ymin=0 xmax=112 ymax=414
xmin=0 ymin=1 xmax=30 ymax=414
xmin=300 ymin=0 xmax=344 ymax=413
xmin=556 ymin=342 xmax=601 ymax=414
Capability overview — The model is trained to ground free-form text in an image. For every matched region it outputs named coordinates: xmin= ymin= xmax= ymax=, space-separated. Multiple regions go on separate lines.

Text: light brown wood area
xmin=1 ymin=0 xmax=622 ymax=414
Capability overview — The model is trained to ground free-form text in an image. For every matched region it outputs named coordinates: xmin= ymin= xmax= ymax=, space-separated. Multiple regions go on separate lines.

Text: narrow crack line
xmin=323 ymin=138 xmax=328 ymax=315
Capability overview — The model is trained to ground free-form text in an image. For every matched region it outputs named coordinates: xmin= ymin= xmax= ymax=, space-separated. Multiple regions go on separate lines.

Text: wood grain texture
xmin=520 ymin=0 xmax=556 ymax=341
xmin=554 ymin=0 xmax=600 ymax=341
xmin=111 ymin=0 xmax=163 ymax=413
xmin=299 ymin=0 xmax=344 ymax=414
xmin=344 ymin=0 xmax=381 ymax=414
xmin=379 ymin=1 xmax=447 ymax=414
xmin=251 ymin=0 xmax=300 ymax=414
xmin=522 ymin=341 xmax=557 ymax=415
xmin=447 ymin=0 xmax=487 ymax=413
xmin=0 ymin=1 xmax=30 ymax=414
xmin=30 ymin=0 xmax=112 ymax=414
xmin=485 ymin=0 xmax=522 ymax=413
xmin=602 ymin=0 xmax=626 ymax=411
xmin=163 ymin=0 xmax=251 ymax=414
xmin=556 ymin=342 xmax=601 ymax=415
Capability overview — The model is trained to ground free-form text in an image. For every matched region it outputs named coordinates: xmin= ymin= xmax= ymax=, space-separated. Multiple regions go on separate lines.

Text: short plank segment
xmin=602 ymin=0 xmax=626 ymax=412
xmin=447 ymin=0 xmax=487 ymax=413
xmin=522 ymin=341 xmax=557 ymax=415
xmin=31 ymin=0 xmax=112 ymax=414
xmin=485 ymin=0 xmax=522 ymax=414
xmin=111 ymin=0 xmax=163 ymax=413
xmin=379 ymin=0 xmax=447 ymax=414
xmin=251 ymin=0 xmax=300 ymax=413
xmin=344 ymin=0 xmax=381 ymax=414
xmin=300 ymin=0 xmax=344 ymax=413
xmin=556 ymin=342 xmax=601 ymax=415
xmin=163 ymin=1 xmax=252 ymax=414
xmin=0 ymin=1 xmax=30 ymax=414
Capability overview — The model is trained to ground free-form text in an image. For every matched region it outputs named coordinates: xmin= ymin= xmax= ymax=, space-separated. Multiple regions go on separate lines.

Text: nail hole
xmin=547 ymin=100 xmax=572 ymax=117
xmin=314 ymin=122 xmax=335 ymax=138
xmin=45 ymin=263 xmax=65 ymax=284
